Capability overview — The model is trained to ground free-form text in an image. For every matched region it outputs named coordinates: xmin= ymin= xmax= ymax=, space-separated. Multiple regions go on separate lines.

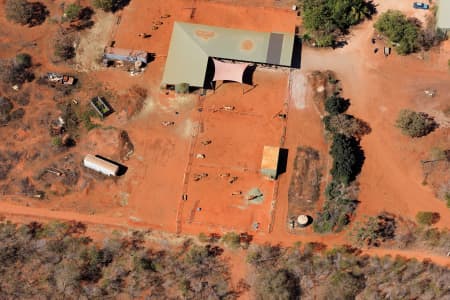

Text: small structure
xmin=297 ymin=215 xmax=309 ymax=227
xmin=104 ymin=47 xmax=149 ymax=64
xmin=384 ymin=47 xmax=391 ymax=56
xmin=83 ymin=154 xmax=119 ymax=176
xmin=90 ymin=96 xmax=112 ymax=118
xmin=47 ymin=72 xmax=75 ymax=85
xmin=437 ymin=0 xmax=450 ymax=33
xmin=260 ymin=146 xmax=280 ymax=180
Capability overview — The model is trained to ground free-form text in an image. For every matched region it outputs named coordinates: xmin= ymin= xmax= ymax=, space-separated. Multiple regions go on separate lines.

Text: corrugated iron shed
xmin=162 ymin=22 xmax=295 ymax=87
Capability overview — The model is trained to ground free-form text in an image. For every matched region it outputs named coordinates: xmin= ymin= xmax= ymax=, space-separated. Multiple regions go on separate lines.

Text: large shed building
xmin=83 ymin=154 xmax=119 ymax=176
xmin=162 ymin=22 xmax=296 ymax=88
xmin=437 ymin=0 xmax=450 ymax=33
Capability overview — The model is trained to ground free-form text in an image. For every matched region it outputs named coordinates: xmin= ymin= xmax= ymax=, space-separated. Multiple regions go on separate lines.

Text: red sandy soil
xmin=0 ymin=0 xmax=449 ymax=281
xmin=297 ymin=19 xmax=450 ymax=230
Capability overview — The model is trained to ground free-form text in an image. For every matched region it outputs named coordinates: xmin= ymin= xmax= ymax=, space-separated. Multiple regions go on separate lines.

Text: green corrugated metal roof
xmin=437 ymin=0 xmax=450 ymax=30
xmin=162 ymin=22 xmax=294 ymax=87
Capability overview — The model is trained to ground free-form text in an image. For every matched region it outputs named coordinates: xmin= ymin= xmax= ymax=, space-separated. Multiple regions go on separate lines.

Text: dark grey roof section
xmin=266 ymin=33 xmax=284 ymax=65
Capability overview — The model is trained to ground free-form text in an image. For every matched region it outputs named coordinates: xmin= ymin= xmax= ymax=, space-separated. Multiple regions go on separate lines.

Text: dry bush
xmin=53 ymin=31 xmax=77 ymax=61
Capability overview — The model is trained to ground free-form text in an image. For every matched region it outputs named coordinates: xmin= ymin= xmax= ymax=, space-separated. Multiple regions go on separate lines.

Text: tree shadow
xmin=79 ymin=7 xmax=95 ymax=21
xmin=364 ymin=0 xmax=378 ymax=19
xmin=28 ymin=2 xmax=49 ymax=27
xmin=112 ymin=0 xmax=131 ymax=12
xmin=431 ymin=212 xmax=440 ymax=224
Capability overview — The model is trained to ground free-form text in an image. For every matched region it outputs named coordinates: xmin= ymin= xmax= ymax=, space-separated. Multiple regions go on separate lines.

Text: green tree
xmin=324 ymin=95 xmax=349 ymax=115
xmin=302 ymin=0 xmax=374 ymax=47
xmin=15 ymin=53 xmax=32 ymax=69
xmin=416 ymin=211 xmax=439 ymax=226
xmin=395 ymin=109 xmax=437 ymax=137
xmin=65 ymin=4 xmax=82 ymax=21
xmin=221 ymin=232 xmax=241 ymax=249
xmin=329 ymin=134 xmax=364 ymax=184
xmin=374 ymin=10 xmax=420 ymax=55
xmin=92 ymin=0 xmax=114 ymax=11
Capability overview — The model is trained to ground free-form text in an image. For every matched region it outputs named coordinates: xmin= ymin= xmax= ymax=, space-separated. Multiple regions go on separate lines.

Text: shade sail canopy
xmin=212 ymin=59 xmax=249 ymax=83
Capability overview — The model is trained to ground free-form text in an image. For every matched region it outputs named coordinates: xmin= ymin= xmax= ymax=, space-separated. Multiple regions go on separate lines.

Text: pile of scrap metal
xmin=46 ymin=72 xmax=75 ymax=85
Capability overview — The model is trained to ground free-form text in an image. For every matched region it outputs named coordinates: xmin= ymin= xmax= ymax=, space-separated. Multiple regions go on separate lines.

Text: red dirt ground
xmin=0 ymin=0 xmax=449 ymax=285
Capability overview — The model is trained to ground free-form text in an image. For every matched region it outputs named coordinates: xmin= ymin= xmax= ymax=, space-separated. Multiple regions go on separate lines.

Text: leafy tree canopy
xmin=374 ymin=10 xmax=420 ymax=55
xmin=301 ymin=0 xmax=375 ymax=47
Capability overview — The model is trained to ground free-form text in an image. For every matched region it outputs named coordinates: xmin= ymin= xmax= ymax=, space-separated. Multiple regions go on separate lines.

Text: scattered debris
xmin=231 ymin=191 xmax=242 ymax=196
xmin=246 ymin=188 xmax=264 ymax=203
xmin=228 ymin=176 xmax=238 ymax=184
xmin=222 ymin=105 xmax=235 ymax=111
xmin=424 ymin=89 xmax=436 ymax=97
xmin=161 ymin=121 xmax=175 ymax=126
xmin=46 ymin=72 xmax=75 ymax=85
xmin=193 ymin=173 xmax=208 ymax=181
xmin=45 ymin=168 xmax=63 ymax=177
xmin=201 ymin=140 xmax=212 ymax=146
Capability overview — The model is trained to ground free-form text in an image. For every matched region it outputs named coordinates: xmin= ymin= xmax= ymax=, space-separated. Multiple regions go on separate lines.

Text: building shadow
xmin=95 ymin=155 xmax=128 ymax=176
xmin=242 ymin=64 xmax=256 ymax=85
xmin=291 ymin=36 xmax=302 ymax=69
xmin=277 ymin=148 xmax=289 ymax=176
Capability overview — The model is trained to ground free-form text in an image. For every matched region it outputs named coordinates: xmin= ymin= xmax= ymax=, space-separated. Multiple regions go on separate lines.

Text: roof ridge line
xmin=175 ymin=22 xmax=209 ymax=58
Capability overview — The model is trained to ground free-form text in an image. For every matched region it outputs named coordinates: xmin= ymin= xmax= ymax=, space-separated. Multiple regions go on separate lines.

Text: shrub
xmin=92 ymin=0 xmax=114 ymax=11
xmin=92 ymin=0 xmax=130 ymax=12
xmin=324 ymin=95 xmax=349 ymax=115
xmin=374 ymin=10 xmax=420 ymax=55
xmin=0 ymin=97 xmax=14 ymax=115
xmin=4 ymin=0 xmax=32 ymax=25
xmin=198 ymin=232 xmax=209 ymax=243
xmin=256 ymin=269 xmax=299 ymax=300
xmin=4 ymin=0 xmax=47 ymax=26
xmin=323 ymin=114 xmax=371 ymax=139
xmin=351 ymin=213 xmax=396 ymax=247
xmin=0 ymin=58 xmax=34 ymax=86
xmin=53 ymin=32 xmax=76 ymax=61
xmin=64 ymin=4 xmax=82 ymax=21
xmin=395 ymin=109 xmax=437 ymax=137
xmin=329 ymin=134 xmax=364 ymax=184
xmin=10 ymin=108 xmax=25 ymax=120
xmin=415 ymin=211 xmax=439 ymax=226
xmin=15 ymin=53 xmax=32 ymax=69
xmin=324 ymin=271 xmax=365 ymax=300
xmin=221 ymin=232 xmax=241 ymax=249
xmin=52 ymin=136 xmax=62 ymax=147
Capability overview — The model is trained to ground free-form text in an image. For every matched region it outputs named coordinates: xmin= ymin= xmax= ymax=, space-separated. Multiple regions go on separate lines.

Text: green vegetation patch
xmin=300 ymin=0 xmax=375 ymax=47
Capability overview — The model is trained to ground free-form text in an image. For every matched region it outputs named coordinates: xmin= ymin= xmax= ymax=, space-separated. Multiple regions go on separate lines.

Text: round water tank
xmin=297 ymin=215 xmax=309 ymax=226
